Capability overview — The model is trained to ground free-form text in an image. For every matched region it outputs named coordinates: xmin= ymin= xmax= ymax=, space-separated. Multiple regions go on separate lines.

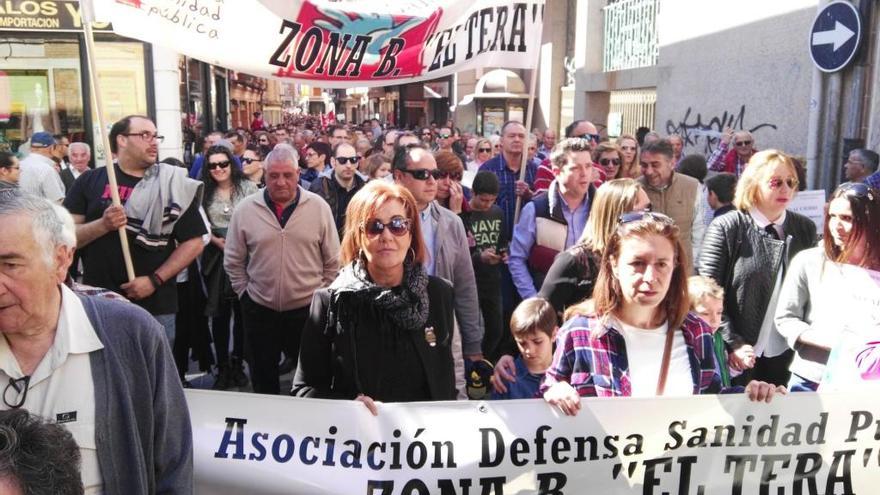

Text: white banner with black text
xmin=186 ymin=389 xmax=880 ymax=494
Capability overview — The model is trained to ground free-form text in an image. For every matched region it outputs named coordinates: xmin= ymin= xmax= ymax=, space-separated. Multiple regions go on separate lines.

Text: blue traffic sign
xmin=810 ymin=1 xmax=862 ymax=73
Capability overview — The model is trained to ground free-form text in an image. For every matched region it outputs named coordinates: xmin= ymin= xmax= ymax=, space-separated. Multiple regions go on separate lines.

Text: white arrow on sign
xmin=812 ymin=20 xmax=855 ymax=51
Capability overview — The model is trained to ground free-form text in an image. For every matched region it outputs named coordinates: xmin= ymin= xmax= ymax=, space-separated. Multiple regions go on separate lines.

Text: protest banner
xmin=88 ymin=0 xmax=545 ymax=88
xmin=187 ymin=389 xmax=880 ymax=494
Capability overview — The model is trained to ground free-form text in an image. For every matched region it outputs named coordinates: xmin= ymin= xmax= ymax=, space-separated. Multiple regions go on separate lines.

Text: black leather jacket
xmin=698 ymin=210 xmax=817 ymax=349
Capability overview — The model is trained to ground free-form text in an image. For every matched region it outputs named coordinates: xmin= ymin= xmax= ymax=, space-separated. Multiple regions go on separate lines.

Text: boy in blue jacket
xmin=490 ymin=297 xmax=557 ymax=400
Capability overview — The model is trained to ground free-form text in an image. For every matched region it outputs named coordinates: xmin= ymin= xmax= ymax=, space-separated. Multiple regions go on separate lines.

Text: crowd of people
xmin=1 ymin=111 xmax=879 ymax=491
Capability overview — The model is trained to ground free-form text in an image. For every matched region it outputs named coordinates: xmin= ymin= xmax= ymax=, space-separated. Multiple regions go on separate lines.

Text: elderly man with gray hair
xmin=0 ymin=190 xmax=193 ymax=494
xmin=60 ymin=142 xmax=91 ymax=192
xmin=224 ymin=144 xmax=340 ymax=394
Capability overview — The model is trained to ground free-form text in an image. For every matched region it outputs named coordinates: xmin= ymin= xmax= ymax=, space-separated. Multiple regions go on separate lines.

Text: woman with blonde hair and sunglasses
xmin=775 ymin=183 xmax=880 ymax=391
xmin=616 ymin=133 xmax=640 ymax=179
xmin=467 ymin=138 xmax=494 ymax=172
xmin=699 ymin=150 xmax=817 ymax=388
xmin=293 ymin=181 xmax=456 ymax=415
xmin=541 ymin=212 xmax=784 ymax=415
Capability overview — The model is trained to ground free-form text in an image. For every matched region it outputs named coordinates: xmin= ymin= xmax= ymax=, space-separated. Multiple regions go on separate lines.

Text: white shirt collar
xmin=0 ymin=285 xmax=103 ymax=381
xmin=749 ymin=207 xmax=786 ymax=228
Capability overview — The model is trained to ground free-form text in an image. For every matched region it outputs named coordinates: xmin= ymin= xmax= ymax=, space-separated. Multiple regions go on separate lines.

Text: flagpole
xmin=82 ymin=19 xmax=136 ymax=281
xmin=513 ymin=9 xmax=544 ymax=226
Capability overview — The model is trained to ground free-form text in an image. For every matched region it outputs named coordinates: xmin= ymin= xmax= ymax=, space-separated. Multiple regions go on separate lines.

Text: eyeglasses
xmin=336 ymin=156 xmax=360 ymax=165
xmin=618 ymin=211 xmax=675 ymax=225
xmin=399 ymin=168 xmax=445 ymax=181
xmin=438 ymin=133 xmax=452 ymax=139
xmin=478 ymin=148 xmax=492 ymax=153
xmin=836 ymin=182 xmax=876 ymax=200
xmin=241 ymin=157 xmax=261 ymax=165
xmin=3 ymin=376 xmax=30 ymax=409
xmin=363 ymin=217 xmax=411 ymax=238
xmin=735 ymin=140 xmax=753 ymax=147
xmin=599 ymin=158 xmax=621 ymax=166
xmin=577 ymin=133 xmax=601 ymax=143
xmin=437 ymin=171 xmax=462 ymax=181
xmin=123 ymin=131 xmax=165 ymax=143
xmin=767 ymin=177 xmax=798 ymax=189
xmin=208 ymin=160 xmax=231 ymax=170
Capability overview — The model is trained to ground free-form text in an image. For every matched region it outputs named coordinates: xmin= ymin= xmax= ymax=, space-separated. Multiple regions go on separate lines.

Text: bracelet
xmin=149 ymin=272 xmax=164 ymax=289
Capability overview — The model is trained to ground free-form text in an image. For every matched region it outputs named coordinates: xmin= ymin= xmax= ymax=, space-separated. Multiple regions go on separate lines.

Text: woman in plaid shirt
xmin=540 ymin=212 xmax=785 ymax=415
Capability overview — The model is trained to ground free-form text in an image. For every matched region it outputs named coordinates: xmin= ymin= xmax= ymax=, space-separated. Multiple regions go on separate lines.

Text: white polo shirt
xmin=0 ymin=284 xmax=105 ymax=493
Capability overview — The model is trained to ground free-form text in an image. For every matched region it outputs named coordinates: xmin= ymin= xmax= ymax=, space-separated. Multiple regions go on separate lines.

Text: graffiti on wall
xmin=665 ymin=105 xmax=777 ymax=155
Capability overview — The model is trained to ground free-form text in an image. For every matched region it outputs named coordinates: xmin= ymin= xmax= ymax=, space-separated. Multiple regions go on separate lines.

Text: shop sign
xmin=0 ymin=0 xmax=112 ymax=31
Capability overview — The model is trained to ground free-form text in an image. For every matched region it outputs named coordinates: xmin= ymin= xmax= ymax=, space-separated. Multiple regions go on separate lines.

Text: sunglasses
xmin=577 ymin=133 xmax=601 ymax=143
xmin=836 ymin=182 xmax=876 ymax=200
xmin=336 ymin=156 xmax=360 ymax=165
xmin=618 ymin=211 xmax=674 ymax=225
xmin=478 ymin=148 xmax=492 ymax=153
xmin=735 ymin=140 xmax=753 ymax=147
xmin=399 ymin=168 xmax=445 ymax=181
xmin=241 ymin=157 xmax=261 ymax=165
xmin=364 ymin=217 xmax=411 ymax=238
xmin=438 ymin=133 xmax=451 ymax=139
xmin=208 ymin=160 xmax=231 ymax=170
xmin=599 ymin=158 xmax=621 ymax=166
xmin=767 ymin=177 xmax=799 ymax=190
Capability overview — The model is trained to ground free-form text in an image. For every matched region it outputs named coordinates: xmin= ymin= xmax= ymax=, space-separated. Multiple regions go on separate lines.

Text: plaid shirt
xmin=864 ymin=171 xmax=880 ymax=189
xmin=479 ymin=155 xmax=538 ymax=234
xmin=706 ymin=142 xmax=747 ymax=178
xmin=540 ymin=312 xmax=722 ymax=397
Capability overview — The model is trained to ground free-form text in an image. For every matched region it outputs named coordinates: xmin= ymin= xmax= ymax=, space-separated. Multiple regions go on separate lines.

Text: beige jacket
xmin=224 ymin=188 xmax=340 ymax=311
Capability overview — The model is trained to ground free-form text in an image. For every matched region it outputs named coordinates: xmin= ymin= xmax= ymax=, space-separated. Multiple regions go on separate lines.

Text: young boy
xmin=688 ymin=275 xmax=738 ymax=387
xmin=489 ymin=298 xmax=557 ymax=400
xmin=460 ymin=171 xmax=510 ymax=362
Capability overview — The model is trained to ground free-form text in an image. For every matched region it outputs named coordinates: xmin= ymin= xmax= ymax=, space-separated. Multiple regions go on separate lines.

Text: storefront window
xmin=0 ymin=36 xmax=83 ymax=153
xmin=92 ymin=40 xmax=148 ymax=160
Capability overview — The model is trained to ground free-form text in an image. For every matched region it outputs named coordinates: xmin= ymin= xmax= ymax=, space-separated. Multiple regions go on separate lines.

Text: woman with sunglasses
xmin=293 ymin=181 xmax=456 ymax=414
xmin=467 ymin=138 xmax=494 ymax=173
xmin=541 ymin=212 xmax=784 ymax=415
xmin=434 ymin=150 xmax=469 ymax=214
xmin=593 ymin=142 xmax=626 ymax=182
xmin=699 ymin=150 xmax=817 ymax=387
xmin=200 ymin=145 xmax=258 ymax=389
xmin=616 ymin=134 xmax=641 ymax=179
xmin=775 ymin=183 xmax=880 ymax=391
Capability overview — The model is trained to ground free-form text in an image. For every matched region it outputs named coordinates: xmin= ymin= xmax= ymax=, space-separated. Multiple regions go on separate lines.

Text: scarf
xmin=328 ymin=259 xmax=429 ymax=332
xmin=124 ymin=163 xmax=203 ymax=250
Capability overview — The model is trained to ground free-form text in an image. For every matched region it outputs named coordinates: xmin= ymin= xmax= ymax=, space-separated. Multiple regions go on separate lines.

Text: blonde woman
xmin=699 ymin=150 xmax=817 ymax=387
xmin=616 ymin=134 xmax=640 ymax=179
xmin=467 ymin=138 xmax=494 ymax=172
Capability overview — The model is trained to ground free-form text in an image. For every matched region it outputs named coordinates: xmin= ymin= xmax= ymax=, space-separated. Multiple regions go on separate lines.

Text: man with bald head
xmin=394 ymin=144 xmax=483 ymax=398
xmin=707 ymin=127 xmax=757 ymax=178
xmin=537 ymin=129 xmax=556 ymax=159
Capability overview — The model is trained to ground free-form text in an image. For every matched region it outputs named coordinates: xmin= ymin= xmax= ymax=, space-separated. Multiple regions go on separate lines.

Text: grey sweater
xmin=81 ymin=295 xmax=194 ymax=494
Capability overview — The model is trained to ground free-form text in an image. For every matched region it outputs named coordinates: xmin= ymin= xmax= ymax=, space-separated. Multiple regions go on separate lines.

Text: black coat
xmin=538 ymin=245 xmax=601 ymax=315
xmin=698 ymin=209 xmax=817 ymax=349
xmin=293 ymin=276 xmax=457 ymax=401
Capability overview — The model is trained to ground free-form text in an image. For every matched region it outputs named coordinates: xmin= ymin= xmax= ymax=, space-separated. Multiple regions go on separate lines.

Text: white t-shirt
xmin=0 ymin=285 xmax=105 ymax=493
xmin=617 ymin=320 xmax=694 ymax=397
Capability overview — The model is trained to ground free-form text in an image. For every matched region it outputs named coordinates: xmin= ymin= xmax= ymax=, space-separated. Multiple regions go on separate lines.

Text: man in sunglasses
xmin=393 ymin=144 xmax=483 ymax=398
xmin=707 ymin=127 xmax=757 ymax=178
xmin=309 ymin=142 xmax=367 ymax=239
xmin=64 ymin=115 xmax=207 ymax=347
xmin=436 ymin=126 xmax=468 ymax=166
